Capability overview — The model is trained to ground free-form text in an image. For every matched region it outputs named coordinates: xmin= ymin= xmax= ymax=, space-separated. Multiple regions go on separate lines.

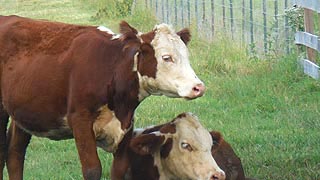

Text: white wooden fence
xmin=293 ymin=0 xmax=320 ymax=80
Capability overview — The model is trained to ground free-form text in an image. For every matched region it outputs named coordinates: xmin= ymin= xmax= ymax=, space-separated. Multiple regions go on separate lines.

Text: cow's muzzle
xmin=186 ymin=83 xmax=205 ymax=99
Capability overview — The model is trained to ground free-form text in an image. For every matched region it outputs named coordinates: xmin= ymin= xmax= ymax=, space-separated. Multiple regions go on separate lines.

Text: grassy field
xmin=1 ymin=0 xmax=320 ymax=179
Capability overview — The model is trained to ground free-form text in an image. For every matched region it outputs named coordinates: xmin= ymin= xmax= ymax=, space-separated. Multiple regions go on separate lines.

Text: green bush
xmin=92 ymin=0 xmax=133 ymax=20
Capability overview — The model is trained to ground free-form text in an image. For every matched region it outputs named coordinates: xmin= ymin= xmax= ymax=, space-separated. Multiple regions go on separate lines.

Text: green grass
xmin=2 ymin=1 xmax=320 ymax=179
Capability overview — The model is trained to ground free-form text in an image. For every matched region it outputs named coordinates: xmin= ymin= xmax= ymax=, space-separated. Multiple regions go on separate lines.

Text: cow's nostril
xmin=210 ymin=170 xmax=226 ymax=180
xmin=193 ymin=86 xmax=200 ymax=92
xmin=192 ymin=83 xmax=205 ymax=97
xmin=210 ymin=175 xmax=218 ymax=180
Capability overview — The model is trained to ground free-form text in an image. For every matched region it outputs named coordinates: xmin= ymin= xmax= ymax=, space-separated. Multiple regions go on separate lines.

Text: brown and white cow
xmin=118 ymin=112 xmax=226 ymax=180
xmin=119 ymin=114 xmax=251 ymax=180
xmin=0 ymin=15 xmax=205 ymax=180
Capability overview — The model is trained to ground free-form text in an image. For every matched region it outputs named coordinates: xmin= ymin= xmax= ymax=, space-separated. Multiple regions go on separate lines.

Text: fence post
xmin=263 ymin=0 xmax=267 ymax=53
xmin=229 ymin=0 xmax=234 ymax=39
xmin=274 ymin=0 xmax=279 ymax=52
xmin=304 ymin=8 xmax=316 ymax=62
xmin=181 ymin=0 xmax=184 ymax=27
xmin=211 ymin=0 xmax=215 ymax=38
xmin=166 ymin=0 xmax=169 ymax=23
xmin=222 ymin=0 xmax=226 ymax=29
xmin=249 ymin=0 xmax=254 ymax=53
xmin=284 ymin=0 xmax=290 ymax=54
xmin=242 ymin=0 xmax=245 ymax=43
xmin=188 ymin=0 xmax=191 ymax=26
xmin=202 ymin=0 xmax=206 ymax=23
xmin=274 ymin=0 xmax=278 ymax=31
xmin=195 ymin=0 xmax=199 ymax=31
xmin=161 ymin=0 xmax=164 ymax=22
xmin=155 ymin=0 xmax=158 ymax=17
xmin=174 ymin=0 xmax=177 ymax=26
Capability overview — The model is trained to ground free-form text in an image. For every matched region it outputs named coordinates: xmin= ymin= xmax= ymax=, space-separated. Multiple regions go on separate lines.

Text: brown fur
xmin=0 ymin=15 xmax=199 ymax=180
xmin=211 ymin=131 xmax=247 ymax=180
xmin=0 ymin=15 xmax=155 ymax=180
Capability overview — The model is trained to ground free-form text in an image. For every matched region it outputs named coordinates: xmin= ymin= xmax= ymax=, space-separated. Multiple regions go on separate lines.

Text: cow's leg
xmin=69 ymin=110 xmax=101 ymax=180
xmin=111 ymin=129 xmax=132 ymax=180
xmin=0 ymin=104 xmax=9 ymax=180
xmin=111 ymin=148 xmax=130 ymax=180
xmin=7 ymin=121 xmax=31 ymax=180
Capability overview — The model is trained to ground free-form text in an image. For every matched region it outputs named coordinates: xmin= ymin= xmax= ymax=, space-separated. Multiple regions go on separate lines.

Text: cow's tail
xmin=0 ymin=101 xmax=9 ymax=179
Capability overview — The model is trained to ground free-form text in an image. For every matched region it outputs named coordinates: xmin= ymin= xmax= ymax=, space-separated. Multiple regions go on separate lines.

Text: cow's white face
xmin=138 ymin=24 xmax=205 ymax=101
xmin=130 ymin=112 xmax=225 ymax=180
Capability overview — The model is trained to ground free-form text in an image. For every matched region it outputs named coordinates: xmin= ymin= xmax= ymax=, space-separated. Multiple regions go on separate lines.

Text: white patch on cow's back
xmin=93 ymin=105 xmax=127 ymax=153
xmin=97 ymin=26 xmax=115 ymax=34
xmin=153 ymin=112 xmax=224 ymax=180
xmin=97 ymin=26 xmax=121 ymax=40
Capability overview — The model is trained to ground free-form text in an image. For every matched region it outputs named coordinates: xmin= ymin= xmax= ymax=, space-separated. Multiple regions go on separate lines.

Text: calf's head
xmin=120 ymin=22 xmax=205 ymax=100
xmin=130 ymin=112 xmax=225 ymax=180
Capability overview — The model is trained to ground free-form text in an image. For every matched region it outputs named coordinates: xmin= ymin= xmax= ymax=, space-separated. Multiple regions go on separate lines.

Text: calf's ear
xmin=141 ymin=31 xmax=155 ymax=44
xmin=177 ymin=28 xmax=191 ymax=45
xmin=130 ymin=134 xmax=165 ymax=155
xmin=210 ymin=131 xmax=223 ymax=145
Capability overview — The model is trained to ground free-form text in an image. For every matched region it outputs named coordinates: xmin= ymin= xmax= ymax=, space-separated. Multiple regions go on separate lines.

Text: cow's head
xmin=130 ymin=112 xmax=225 ymax=180
xmin=119 ymin=22 xmax=205 ymax=101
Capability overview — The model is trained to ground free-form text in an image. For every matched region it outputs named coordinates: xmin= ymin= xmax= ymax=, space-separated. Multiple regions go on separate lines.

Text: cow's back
xmin=0 ymin=16 xmax=113 ymax=136
xmin=0 ymin=15 xmax=90 ymax=61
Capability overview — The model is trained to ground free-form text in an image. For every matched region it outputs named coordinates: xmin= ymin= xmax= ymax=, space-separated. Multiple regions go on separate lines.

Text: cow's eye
xmin=181 ymin=142 xmax=193 ymax=151
xmin=162 ymin=55 xmax=173 ymax=62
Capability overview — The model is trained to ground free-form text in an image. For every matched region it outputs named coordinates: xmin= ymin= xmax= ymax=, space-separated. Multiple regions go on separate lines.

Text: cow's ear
xmin=141 ymin=31 xmax=155 ymax=44
xmin=119 ymin=21 xmax=138 ymax=35
xmin=210 ymin=131 xmax=223 ymax=145
xmin=130 ymin=134 xmax=165 ymax=155
xmin=160 ymin=138 xmax=173 ymax=158
xmin=177 ymin=28 xmax=191 ymax=45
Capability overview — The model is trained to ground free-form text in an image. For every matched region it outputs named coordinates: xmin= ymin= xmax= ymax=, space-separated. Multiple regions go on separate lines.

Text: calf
xmin=0 ymin=15 xmax=205 ymax=180
xmin=121 ymin=116 xmax=250 ymax=180
xmin=117 ymin=112 xmax=226 ymax=180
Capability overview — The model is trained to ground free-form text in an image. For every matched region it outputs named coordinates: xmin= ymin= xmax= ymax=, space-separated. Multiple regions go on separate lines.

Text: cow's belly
xmin=12 ymin=105 xmax=130 ymax=153
xmin=12 ymin=114 xmax=73 ymax=140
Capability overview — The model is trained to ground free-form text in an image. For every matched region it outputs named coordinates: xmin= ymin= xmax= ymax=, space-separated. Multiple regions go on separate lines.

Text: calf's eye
xmin=181 ymin=142 xmax=193 ymax=152
xmin=162 ymin=55 xmax=173 ymax=62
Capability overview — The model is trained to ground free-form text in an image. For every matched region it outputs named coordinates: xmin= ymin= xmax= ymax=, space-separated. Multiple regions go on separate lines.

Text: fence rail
xmin=292 ymin=0 xmax=320 ymax=13
xmin=134 ymin=0 xmax=296 ymax=57
xmin=295 ymin=31 xmax=320 ymax=52
xmin=294 ymin=1 xmax=320 ymax=80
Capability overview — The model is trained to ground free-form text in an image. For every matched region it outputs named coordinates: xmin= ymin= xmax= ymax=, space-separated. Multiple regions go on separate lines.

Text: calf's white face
xmin=138 ymin=24 xmax=205 ymax=100
xmin=130 ymin=112 xmax=225 ymax=180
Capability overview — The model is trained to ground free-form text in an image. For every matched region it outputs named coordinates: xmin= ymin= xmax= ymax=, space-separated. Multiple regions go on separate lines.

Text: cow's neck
xmin=130 ymin=52 xmax=151 ymax=101
xmin=137 ymin=72 xmax=158 ymax=101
